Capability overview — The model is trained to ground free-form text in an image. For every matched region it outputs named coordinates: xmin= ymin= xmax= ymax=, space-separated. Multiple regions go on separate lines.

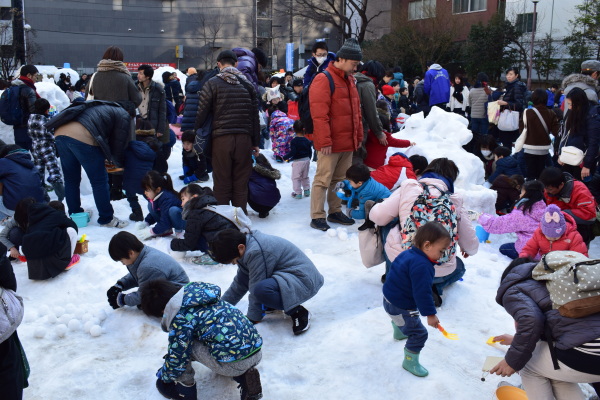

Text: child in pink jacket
xmin=478 ymin=180 xmax=546 ymax=259
xmin=370 ymin=158 xmax=479 ymax=297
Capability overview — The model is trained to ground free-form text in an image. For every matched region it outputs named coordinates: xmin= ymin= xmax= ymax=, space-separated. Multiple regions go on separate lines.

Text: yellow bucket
xmin=494 ymin=386 xmax=528 ymax=400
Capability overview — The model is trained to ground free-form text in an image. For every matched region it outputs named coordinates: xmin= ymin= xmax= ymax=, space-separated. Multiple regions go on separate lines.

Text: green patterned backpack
xmin=532 ymin=251 xmax=600 ymax=318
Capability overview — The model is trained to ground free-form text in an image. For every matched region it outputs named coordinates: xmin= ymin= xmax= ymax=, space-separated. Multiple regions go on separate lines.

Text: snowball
xmin=338 ymin=230 xmax=348 ymax=241
xmin=74 ymin=308 xmax=85 ymax=319
xmin=65 ymin=304 xmax=76 ymax=314
xmin=81 ymin=313 xmax=93 ymax=322
xmin=83 ymin=321 xmax=95 ymax=333
xmin=33 ymin=328 xmax=46 ymax=339
xmin=89 ymin=325 xmax=102 ymax=337
xmin=95 ymin=309 xmax=107 ymax=322
xmin=68 ymin=319 xmax=81 ymax=332
xmin=327 ymin=229 xmax=337 ymax=237
xmin=489 ymin=254 xmax=499 ymax=262
xmin=58 ymin=314 xmax=72 ymax=325
xmin=55 ymin=324 xmax=68 ymax=338
xmin=46 ymin=314 xmax=58 ymax=324
xmin=477 ymin=268 xmax=491 ymax=278
xmin=53 ymin=306 xmax=65 ymax=318
xmin=38 ymin=305 xmax=50 ymax=317
xmin=89 ymin=318 xmax=100 ymax=326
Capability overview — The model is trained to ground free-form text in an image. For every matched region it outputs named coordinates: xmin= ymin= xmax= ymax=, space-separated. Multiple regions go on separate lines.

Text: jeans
xmin=251 ymin=278 xmax=284 ymax=311
xmin=14 ymin=127 xmax=31 ymax=150
xmin=383 ymin=298 xmax=428 ymax=353
xmin=432 ymin=257 xmax=466 ymax=296
xmin=499 ymin=243 xmax=519 ymax=259
xmin=470 ymin=118 xmax=489 ymax=136
xmin=147 ymin=203 xmax=185 ymax=233
xmin=55 ymin=136 xmax=114 ymax=224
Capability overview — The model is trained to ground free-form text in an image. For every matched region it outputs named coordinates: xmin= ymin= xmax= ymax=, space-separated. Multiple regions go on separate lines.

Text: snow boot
xmin=391 ymin=321 xmax=407 ymax=341
xmin=129 ymin=207 xmax=144 ymax=222
xmin=402 ymin=348 xmax=428 ymax=377
xmin=156 ymin=379 xmax=197 ymax=400
xmin=233 ymin=367 xmax=263 ymax=400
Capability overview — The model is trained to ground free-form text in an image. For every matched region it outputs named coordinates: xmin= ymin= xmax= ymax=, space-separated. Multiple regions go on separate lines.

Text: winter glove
xmin=183 ymin=174 xmax=198 ymax=184
xmin=334 ymin=181 xmax=345 ymax=191
xmin=116 ymin=293 xmax=126 ymax=308
xmin=107 ymin=284 xmax=123 ymax=309
xmin=344 ymin=189 xmax=352 ymax=198
xmin=136 ymin=227 xmax=155 ymax=241
xmin=351 ymin=198 xmax=359 ymax=209
xmin=136 ymin=221 xmax=149 ymax=230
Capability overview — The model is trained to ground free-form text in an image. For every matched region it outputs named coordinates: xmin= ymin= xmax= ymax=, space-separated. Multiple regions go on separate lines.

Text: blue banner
xmin=286 ymin=43 xmax=294 ymax=71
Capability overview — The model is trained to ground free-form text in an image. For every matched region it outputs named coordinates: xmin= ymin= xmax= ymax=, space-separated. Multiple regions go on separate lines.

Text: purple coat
xmin=478 ymin=200 xmax=545 ymax=253
xmin=232 ymin=48 xmax=259 ymax=92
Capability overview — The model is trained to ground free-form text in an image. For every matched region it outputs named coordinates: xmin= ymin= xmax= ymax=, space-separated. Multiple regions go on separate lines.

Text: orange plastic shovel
xmin=437 ymin=324 xmax=459 ymax=340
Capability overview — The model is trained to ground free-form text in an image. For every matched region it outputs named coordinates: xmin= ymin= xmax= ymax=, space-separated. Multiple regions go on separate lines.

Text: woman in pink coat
xmin=370 ymin=158 xmax=479 ymax=303
xmin=478 ymin=180 xmax=546 ymax=259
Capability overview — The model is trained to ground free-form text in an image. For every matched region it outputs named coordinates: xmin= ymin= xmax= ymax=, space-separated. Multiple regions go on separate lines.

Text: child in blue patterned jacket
xmin=140 ymin=279 xmax=263 ymax=400
xmin=337 ymin=163 xmax=391 ymax=220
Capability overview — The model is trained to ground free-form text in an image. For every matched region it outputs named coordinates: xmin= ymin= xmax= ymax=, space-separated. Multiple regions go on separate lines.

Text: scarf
xmin=19 ymin=76 xmax=40 ymax=98
xmin=420 ymin=172 xmax=454 ymax=193
xmin=452 ymin=84 xmax=464 ymax=103
xmin=217 ymin=66 xmax=246 ymax=84
xmin=96 ymin=59 xmax=130 ymax=75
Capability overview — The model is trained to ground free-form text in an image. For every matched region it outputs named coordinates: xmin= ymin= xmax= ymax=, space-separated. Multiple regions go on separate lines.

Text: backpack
xmin=204 ymin=205 xmax=252 ymax=233
xmin=400 ymin=184 xmax=459 ymax=264
xmin=532 ymin=251 xmax=600 ymax=318
xmin=0 ymin=286 xmax=24 ymax=343
xmin=298 ymin=70 xmax=334 ymax=134
xmin=0 ymin=86 xmax=25 ymax=126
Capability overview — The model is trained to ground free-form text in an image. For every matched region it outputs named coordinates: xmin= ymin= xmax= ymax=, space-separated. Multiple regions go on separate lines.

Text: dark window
xmin=516 ymin=12 xmax=537 ymax=33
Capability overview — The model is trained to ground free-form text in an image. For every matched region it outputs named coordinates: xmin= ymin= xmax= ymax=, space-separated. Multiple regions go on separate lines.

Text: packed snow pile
xmin=153 ymin=66 xmax=187 ymax=91
xmin=390 ymin=107 xmax=497 ymax=215
xmin=35 ymin=81 xmax=71 ymax=112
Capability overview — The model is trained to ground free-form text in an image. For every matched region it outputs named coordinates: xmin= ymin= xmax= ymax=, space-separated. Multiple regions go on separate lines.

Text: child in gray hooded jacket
xmin=106 ymin=231 xmax=189 ymax=309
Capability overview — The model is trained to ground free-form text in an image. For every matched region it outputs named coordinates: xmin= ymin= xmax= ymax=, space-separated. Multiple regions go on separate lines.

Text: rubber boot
xmin=391 ymin=321 xmax=408 ymax=341
xmin=402 ymin=348 xmax=429 ymax=377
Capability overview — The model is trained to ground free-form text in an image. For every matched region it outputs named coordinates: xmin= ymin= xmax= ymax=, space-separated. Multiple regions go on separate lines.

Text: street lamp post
xmin=527 ymin=0 xmax=539 ymax=90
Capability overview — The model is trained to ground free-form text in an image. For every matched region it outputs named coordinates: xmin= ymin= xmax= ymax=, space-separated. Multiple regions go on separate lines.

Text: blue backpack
xmin=0 ymin=86 xmax=25 ymax=126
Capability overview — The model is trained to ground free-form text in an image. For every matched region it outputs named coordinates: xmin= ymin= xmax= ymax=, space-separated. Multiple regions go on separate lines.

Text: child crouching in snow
xmin=140 ymin=279 xmax=263 ymax=400
xmin=106 ymin=231 xmax=189 ymax=310
xmin=382 ymin=222 xmax=451 ymax=377
xmin=338 ymin=163 xmax=391 ymax=220
xmin=247 ymin=154 xmax=281 ymax=218
xmin=136 ymin=171 xmax=184 ymax=240
xmin=208 ymin=229 xmax=324 ymax=335
xmin=169 ymin=184 xmax=239 ymax=265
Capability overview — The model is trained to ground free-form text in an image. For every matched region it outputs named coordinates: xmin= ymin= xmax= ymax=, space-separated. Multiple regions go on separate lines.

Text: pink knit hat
xmin=541 ymin=204 xmax=566 ymax=238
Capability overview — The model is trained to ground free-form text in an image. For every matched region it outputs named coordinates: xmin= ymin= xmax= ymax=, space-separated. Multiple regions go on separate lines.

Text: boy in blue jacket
xmin=140 ymin=279 xmax=263 ymax=400
xmin=338 ymin=163 xmax=391 ymax=220
xmin=180 ymin=130 xmax=208 ymax=184
xmin=487 ymin=146 xmax=522 ymax=184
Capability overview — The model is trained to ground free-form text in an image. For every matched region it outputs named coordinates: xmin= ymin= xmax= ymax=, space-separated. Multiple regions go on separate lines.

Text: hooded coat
xmin=248 ymin=164 xmax=281 ymax=208
xmin=519 ymin=212 xmax=588 ymax=260
xmin=158 ymin=282 xmax=262 ymax=383
xmin=544 ymin=172 xmax=596 ymax=225
xmin=364 ymin=130 xmax=411 ymax=170
xmin=144 ymin=190 xmax=182 ymax=235
xmin=180 ymin=78 xmax=201 ymax=132
xmin=354 ymin=72 xmax=384 ymax=145
xmin=562 ymin=73 xmax=600 ymax=103
xmin=232 ymin=48 xmax=261 ymax=92
xmin=268 ymin=110 xmax=294 ymax=158
xmin=478 ymin=199 xmax=546 ymax=253
xmin=170 ymin=194 xmax=238 ymax=252
xmin=221 ymin=231 xmax=324 ymax=322
xmin=123 ymin=140 xmax=155 ymax=195
xmin=0 ymin=148 xmax=45 ymax=209
xmin=487 ymin=155 xmax=522 ymax=184
xmin=423 ymin=64 xmax=450 ymax=106
xmin=496 ymin=261 xmax=600 ymax=371
xmin=370 ymin=153 xmax=417 ymax=190
xmin=303 ymin=51 xmax=336 ymax=87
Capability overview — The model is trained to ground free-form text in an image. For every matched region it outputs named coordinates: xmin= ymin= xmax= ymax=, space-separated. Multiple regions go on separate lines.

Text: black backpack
xmin=298 ymin=71 xmax=334 ymax=134
xmin=0 ymin=86 xmax=25 ymax=126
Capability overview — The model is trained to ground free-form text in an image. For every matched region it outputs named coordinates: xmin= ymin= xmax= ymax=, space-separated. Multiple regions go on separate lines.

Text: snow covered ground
xmin=13 ymin=110 xmax=600 ymax=399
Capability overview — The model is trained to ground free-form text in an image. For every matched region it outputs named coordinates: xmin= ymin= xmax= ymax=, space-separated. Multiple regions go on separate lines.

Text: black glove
xmin=107 ymin=284 xmax=123 ymax=309
xmin=344 ymin=189 xmax=352 ymax=197
xmin=351 ymin=198 xmax=359 ymax=209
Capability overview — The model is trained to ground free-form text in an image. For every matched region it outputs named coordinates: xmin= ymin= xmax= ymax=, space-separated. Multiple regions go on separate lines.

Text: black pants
xmin=498 ymin=129 xmax=519 ymax=148
xmin=0 ymin=332 xmax=26 ymax=400
xmin=523 ymin=153 xmax=548 ymax=180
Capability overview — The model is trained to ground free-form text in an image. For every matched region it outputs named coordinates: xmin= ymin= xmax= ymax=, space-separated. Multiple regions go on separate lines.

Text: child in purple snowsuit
xmin=269 ymin=110 xmax=294 ymax=162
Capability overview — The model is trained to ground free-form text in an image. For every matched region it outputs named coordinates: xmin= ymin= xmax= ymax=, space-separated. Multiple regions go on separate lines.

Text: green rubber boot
xmin=391 ymin=321 xmax=408 ymax=341
xmin=402 ymin=348 xmax=429 ymax=377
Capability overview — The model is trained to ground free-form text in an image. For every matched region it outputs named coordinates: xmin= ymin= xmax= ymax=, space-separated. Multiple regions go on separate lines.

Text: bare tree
xmin=277 ymin=0 xmax=383 ymax=44
xmin=0 ymin=15 xmax=18 ymax=80
xmin=193 ymin=3 xmax=225 ymax=70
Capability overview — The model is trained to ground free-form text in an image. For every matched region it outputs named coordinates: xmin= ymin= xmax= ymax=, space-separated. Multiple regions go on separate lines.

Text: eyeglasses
xmin=315 ymin=52 xmax=328 ymax=57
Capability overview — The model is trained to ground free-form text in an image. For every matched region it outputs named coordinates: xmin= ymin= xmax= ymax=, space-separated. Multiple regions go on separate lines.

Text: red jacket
xmin=309 ymin=64 xmax=363 ymax=152
xmin=370 ymin=153 xmax=416 ymax=190
xmin=287 ymin=100 xmax=299 ymax=121
xmin=519 ymin=212 xmax=588 ymax=260
xmin=364 ymin=130 xmax=411 ymax=169
xmin=544 ymin=179 xmax=596 ymax=223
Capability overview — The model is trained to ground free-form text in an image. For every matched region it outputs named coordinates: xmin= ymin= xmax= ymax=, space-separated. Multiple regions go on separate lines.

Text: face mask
xmin=316 ymin=56 xmax=326 ymax=65
xmin=481 ymin=150 xmax=491 ymax=157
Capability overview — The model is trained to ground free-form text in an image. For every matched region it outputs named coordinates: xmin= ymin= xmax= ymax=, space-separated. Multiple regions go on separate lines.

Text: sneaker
xmin=65 ymin=254 xmax=80 ymax=270
xmin=275 ymin=156 xmax=284 ymax=163
xmin=233 ymin=367 xmax=263 ymax=400
xmin=100 ymin=217 xmax=129 ymax=228
xmin=258 ymin=212 xmax=269 ymax=218
xmin=178 ymin=175 xmax=185 ymax=180
xmin=198 ymin=174 xmax=210 ymax=183
xmin=156 ymin=379 xmax=197 ymax=400
xmin=191 ymin=254 xmax=219 ymax=265
xmin=291 ymin=192 xmax=302 ymax=199
xmin=303 ymin=189 xmax=310 ymax=197
xmin=290 ymin=305 xmax=311 ymax=335
xmin=129 ymin=209 xmax=144 ymax=222
xmin=381 ymin=274 xmax=386 ymax=284
xmin=310 ymin=218 xmax=330 ymax=231
xmin=327 ymin=211 xmax=355 ymax=225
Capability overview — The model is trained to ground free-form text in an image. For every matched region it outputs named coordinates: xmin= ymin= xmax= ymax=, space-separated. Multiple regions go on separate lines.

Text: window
xmin=453 ymin=0 xmax=486 ymax=14
xmin=162 ymin=0 xmax=173 ymax=13
xmin=516 ymin=12 xmax=537 ymax=33
xmin=112 ymin=0 xmax=122 ymax=11
xmin=408 ymin=0 xmax=436 ymax=20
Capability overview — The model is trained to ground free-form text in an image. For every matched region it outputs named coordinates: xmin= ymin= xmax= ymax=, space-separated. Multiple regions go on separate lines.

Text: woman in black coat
xmin=497 ymin=67 xmax=527 ymax=147
xmin=490 ymin=257 xmax=600 ymax=399
xmin=0 ymin=242 xmax=28 ymax=399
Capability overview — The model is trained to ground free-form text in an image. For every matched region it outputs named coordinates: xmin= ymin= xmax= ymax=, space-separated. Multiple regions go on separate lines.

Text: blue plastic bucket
xmin=71 ymin=212 xmax=89 ymax=228
xmin=475 ymin=224 xmax=490 ymax=243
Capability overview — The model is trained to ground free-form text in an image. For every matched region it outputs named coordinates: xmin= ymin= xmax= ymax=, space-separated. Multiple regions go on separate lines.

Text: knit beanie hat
xmin=541 ymin=204 xmax=566 ymax=238
xmin=381 ymin=85 xmax=394 ymax=96
xmin=336 ymin=38 xmax=362 ymax=61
